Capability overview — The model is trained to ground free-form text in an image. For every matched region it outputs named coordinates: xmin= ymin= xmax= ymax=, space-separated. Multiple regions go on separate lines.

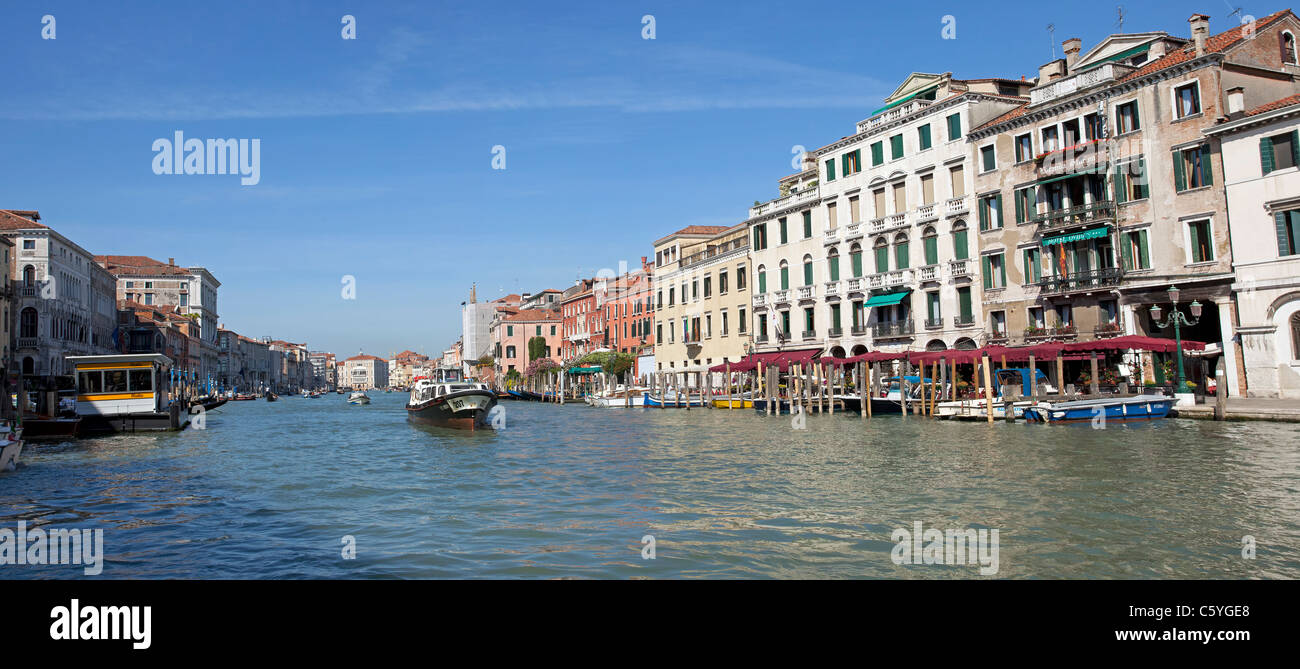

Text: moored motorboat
xmin=266 ymin=392 xmax=278 ymax=402
xmin=590 ymin=389 xmax=649 ymax=407
xmin=643 ymin=392 xmax=706 ymax=407
xmin=0 ymin=423 xmax=23 ymax=472
xmin=406 ymin=369 xmax=497 ymax=430
xmin=347 ymin=391 xmax=370 ymax=405
xmin=1022 ymin=394 xmax=1176 ymax=424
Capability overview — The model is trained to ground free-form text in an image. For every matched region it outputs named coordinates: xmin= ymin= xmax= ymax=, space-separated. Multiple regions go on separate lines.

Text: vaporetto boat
xmin=406 ymin=368 xmax=498 ymax=430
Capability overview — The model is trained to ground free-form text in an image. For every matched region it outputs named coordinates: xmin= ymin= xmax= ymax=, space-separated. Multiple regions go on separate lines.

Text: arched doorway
xmin=925 ymin=339 xmax=948 ymax=351
xmin=850 ymin=344 xmax=869 ymax=356
xmin=828 ymin=346 xmax=846 ymax=359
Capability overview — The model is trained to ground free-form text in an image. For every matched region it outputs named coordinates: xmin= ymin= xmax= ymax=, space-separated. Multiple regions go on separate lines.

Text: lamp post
xmin=1149 ymin=285 xmax=1202 ymax=393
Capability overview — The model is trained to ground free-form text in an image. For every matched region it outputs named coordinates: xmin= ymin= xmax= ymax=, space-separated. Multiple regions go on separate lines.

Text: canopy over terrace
xmin=707 ymin=348 xmax=822 ymax=373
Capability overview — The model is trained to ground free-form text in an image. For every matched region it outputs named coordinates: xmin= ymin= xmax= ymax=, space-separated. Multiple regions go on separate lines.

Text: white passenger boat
xmin=347 ymin=391 xmax=371 ymax=405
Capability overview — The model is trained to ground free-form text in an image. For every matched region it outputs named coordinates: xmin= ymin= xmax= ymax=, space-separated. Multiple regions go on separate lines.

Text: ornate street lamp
xmin=1149 ymin=285 xmax=1201 ymax=393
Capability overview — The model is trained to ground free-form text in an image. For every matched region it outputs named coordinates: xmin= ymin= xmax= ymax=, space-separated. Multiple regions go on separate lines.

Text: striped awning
xmin=1042 ymin=227 xmax=1110 ymax=247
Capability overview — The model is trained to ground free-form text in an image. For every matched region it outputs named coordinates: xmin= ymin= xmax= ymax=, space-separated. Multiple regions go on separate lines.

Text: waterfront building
xmin=96 ymin=255 xmax=221 ymax=383
xmin=652 ymin=224 xmax=751 ymax=383
xmin=1207 ymin=91 xmax=1300 ymax=397
xmin=596 ymin=257 xmax=656 ymax=376
xmin=309 ymin=351 xmax=336 ymax=390
xmin=341 ymin=353 xmax=388 ymax=391
xmin=747 ymin=74 xmax=1030 ymax=358
xmin=559 ymin=278 xmax=597 ymax=361
xmin=0 ymin=236 xmax=11 ymax=368
xmin=1 ymin=209 xmax=119 ymax=378
xmin=520 ymin=288 xmax=563 ymax=311
xmin=493 ymin=309 xmax=562 ymax=381
xmin=387 ymin=349 xmax=429 ymax=388
xmin=967 ymin=11 xmax=1300 ymax=393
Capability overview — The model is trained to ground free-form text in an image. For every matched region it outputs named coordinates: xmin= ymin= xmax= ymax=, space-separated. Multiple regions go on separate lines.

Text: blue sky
xmin=0 ymin=0 xmax=1258 ymax=356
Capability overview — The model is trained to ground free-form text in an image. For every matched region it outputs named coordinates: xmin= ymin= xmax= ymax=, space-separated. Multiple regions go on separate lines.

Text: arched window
xmin=1291 ymin=312 xmax=1300 ymax=360
xmin=756 ymin=264 xmax=767 ymax=293
xmin=951 ymin=220 xmax=970 ymax=260
xmin=802 ymin=254 xmax=814 ymax=286
xmin=827 ymin=248 xmax=841 ymax=281
xmin=873 ymin=238 xmax=890 ymax=273
xmin=894 ymin=233 xmax=910 ymax=270
xmin=1283 ymin=31 xmax=1298 ymax=65
xmin=778 ymin=260 xmax=790 ymax=290
xmin=20 ymin=307 xmax=38 ymax=339
xmin=849 ymin=243 xmax=864 ymax=278
xmin=922 ymin=226 xmax=939 ymax=265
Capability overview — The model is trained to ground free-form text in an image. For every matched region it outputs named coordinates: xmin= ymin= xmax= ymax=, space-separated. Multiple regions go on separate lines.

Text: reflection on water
xmin=2 ymin=393 xmax=1298 ymax=579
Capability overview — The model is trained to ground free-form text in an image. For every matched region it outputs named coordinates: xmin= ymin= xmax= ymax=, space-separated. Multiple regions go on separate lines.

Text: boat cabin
xmin=67 ymin=354 xmax=173 ymax=417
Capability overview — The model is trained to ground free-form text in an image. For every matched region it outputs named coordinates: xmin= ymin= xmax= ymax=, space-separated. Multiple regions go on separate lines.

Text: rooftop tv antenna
xmin=1047 ymin=24 xmax=1057 ymax=59
xmin=1115 ymin=6 xmax=1126 ymax=32
xmin=1223 ymin=0 xmax=1244 ymax=20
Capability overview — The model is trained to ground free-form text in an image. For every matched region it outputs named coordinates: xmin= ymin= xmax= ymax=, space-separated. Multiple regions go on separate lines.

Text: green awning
xmin=869 ymin=86 xmax=939 ymax=117
xmin=865 ymin=291 xmax=911 ymax=307
xmin=1042 ymin=227 xmax=1110 ymax=247
xmin=568 ymin=366 xmax=602 ymax=374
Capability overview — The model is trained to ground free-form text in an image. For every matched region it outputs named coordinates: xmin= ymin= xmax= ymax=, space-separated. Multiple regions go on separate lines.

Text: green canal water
xmin=2 ymin=392 xmax=1298 ymax=578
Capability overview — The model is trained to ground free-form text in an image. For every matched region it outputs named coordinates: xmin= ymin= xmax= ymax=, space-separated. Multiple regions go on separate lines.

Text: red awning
xmin=709 ymin=349 xmax=823 ymax=373
xmin=1062 ymin=335 xmax=1206 ymax=354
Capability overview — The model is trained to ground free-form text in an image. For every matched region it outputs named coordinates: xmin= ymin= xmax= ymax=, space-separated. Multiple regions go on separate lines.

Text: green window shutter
xmin=829 ymin=256 xmax=840 ymax=280
xmin=948 ymin=113 xmax=961 ymax=140
xmin=1277 ymin=211 xmax=1292 ymax=256
xmin=891 ymin=135 xmax=903 ymax=159
xmin=954 ymin=229 xmax=968 ymax=260
xmin=1137 ymin=230 xmax=1149 ymax=268
xmin=1292 ymin=131 xmax=1300 ymax=168
xmin=1027 ymin=187 xmax=1036 ymax=217
xmin=853 ymin=149 xmax=862 ymax=173
xmin=1135 ymin=158 xmax=1149 ymax=199
xmin=958 ymin=288 xmax=972 ymax=319
xmin=1024 ymin=249 xmax=1036 ymax=281
xmin=895 ymin=242 xmax=909 ymax=269
xmin=852 ymin=252 xmax=863 ymax=277
xmin=1261 ymin=136 xmax=1275 ymax=175
xmin=1014 ymin=191 xmax=1024 ymax=223
xmin=803 ymin=262 xmax=813 ymax=286
xmin=1200 ymin=144 xmax=1214 ymax=186
xmin=780 ymin=267 xmax=789 ymax=290
xmin=871 ymin=142 xmax=883 ymax=166
xmin=924 ymin=236 xmax=938 ymax=265
xmin=1120 ymin=233 xmax=1133 ymax=270
xmin=999 ymin=255 xmax=1007 ymax=287
xmin=779 ymin=219 xmax=787 ymax=244
xmin=803 ymin=211 xmax=812 ymax=238
xmin=982 ymin=256 xmax=992 ymax=290
xmin=758 ymin=272 xmax=766 ymax=293
xmin=1113 ymin=165 xmax=1125 ymax=204
xmin=978 ymin=198 xmax=988 ymax=230
xmin=826 ymin=158 xmax=836 ymax=181
xmin=1173 ymin=150 xmax=1187 ymax=191
xmin=919 ymin=124 xmax=931 ymax=150
xmin=874 ymin=246 xmax=888 ymax=272
xmin=994 ymin=194 xmax=1004 ymax=227
xmin=832 ymin=305 xmax=841 ymax=329
xmin=1189 ymin=221 xmax=1202 ymax=262
xmin=841 ymin=154 xmax=850 ymax=178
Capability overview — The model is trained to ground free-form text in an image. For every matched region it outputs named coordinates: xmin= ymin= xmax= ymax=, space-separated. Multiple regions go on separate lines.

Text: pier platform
xmin=1174 ymin=398 xmax=1300 ymax=423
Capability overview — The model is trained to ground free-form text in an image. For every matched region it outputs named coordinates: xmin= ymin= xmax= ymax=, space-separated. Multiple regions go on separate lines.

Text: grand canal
xmin=2 ymin=393 xmax=1298 ymax=579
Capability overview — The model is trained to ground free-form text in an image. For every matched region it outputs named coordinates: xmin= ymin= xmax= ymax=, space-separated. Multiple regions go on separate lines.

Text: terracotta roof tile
xmin=1120 ymin=10 xmax=1293 ymax=82
xmin=0 ymin=209 xmax=48 ymax=230
xmin=1244 ymin=93 xmax=1300 ymax=116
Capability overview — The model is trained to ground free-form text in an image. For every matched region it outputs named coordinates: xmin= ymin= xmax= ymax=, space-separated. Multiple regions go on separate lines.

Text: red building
xmin=596 ymin=257 xmax=655 ymax=375
xmin=560 ymin=279 xmax=596 ymax=361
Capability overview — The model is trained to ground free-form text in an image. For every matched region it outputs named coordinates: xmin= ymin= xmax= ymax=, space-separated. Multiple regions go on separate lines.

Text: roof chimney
xmin=1226 ymin=86 xmax=1246 ymax=115
xmin=1150 ymin=40 xmax=1168 ymax=60
xmin=1190 ymin=14 xmax=1210 ymax=57
xmin=1063 ymin=38 xmax=1083 ymax=70
xmin=168 ymin=257 xmax=175 ymax=266
xmin=1038 ymin=59 xmax=1068 ymax=83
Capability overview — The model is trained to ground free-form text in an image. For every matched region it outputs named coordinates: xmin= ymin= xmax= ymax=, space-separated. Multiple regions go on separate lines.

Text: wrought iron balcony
xmin=802 ymin=330 xmax=817 ymax=340
xmin=1033 ymin=200 xmax=1116 ymax=233
xmin=872 ymin=321 xmax=915 ymax=339
xmin=755 ymin=334 xmax=769 ymax=344
xmin=924 ymin=317 xmax=944 ymax=330
xmin=851 ymin=325 xmax=868 ymax=336
xmin=952 ymin=316 xmax=977 ymax=329
xmin=1037 ymin=268 xmax=1123 ymax=296
xmin=828 ymin=327 xmax=843 ymax=338
xmin=1094 ymin=323 xmax=1124 ymax=338
xmin=1024 ymin=325 xmax=1078 ymax=341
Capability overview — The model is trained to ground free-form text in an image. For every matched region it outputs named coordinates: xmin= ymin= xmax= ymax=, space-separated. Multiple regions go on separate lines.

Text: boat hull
xmin=0 ymin=439 xmax=23 ymax=471
xmin=643 ymin=393 xmax=705 ymax=407
xmin=591 ymin=394 xmax=647 ymax=407
xmin=1023 ymin=395 xmax=1176 ymax=423
xmin=711 ymin=397 xmax=753 ymax=408
xmin=407 ymin=390 xmax=498 ymax=430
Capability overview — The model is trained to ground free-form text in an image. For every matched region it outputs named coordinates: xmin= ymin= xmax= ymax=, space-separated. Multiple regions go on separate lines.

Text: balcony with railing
xmin=918 ymin=264 xmax=940 ymax=282
xmin=824 ymin=281 xmax=840 ymax=298
xmin=1029 ymin=62 xmax=1130 ymax=107
xmin=948 ymin=259 xmax=972 ymax=278
xmin=915 ymin=203 xmax=939 ymax=224
xmin=952 ymin=315 xmax=977 ymax=329
xmin=851 ymin=325 xmax=868 ymax=336
xmin=844 ymin=222 xmax=863 ymax=240
xmin=18 ymin=337 xmax=38 ymax=349
xmin=924 ymin=317 xmax=943 ymax=330
xmin=772 ymin=289 xmax=790 ymax=304
xmin=1033 ymin=200 xmax=1116 ymax=233
xmin=944 ymin=196 xmax=968 ymax=217
xmin=1035 ymin=140 xmax=1109 ymax=180
xmin=750 ymin=185 xmax=821 ymax=218
xmin=1094 ymin=323 xmax=1124 ymax=338
xmin=857 ymin=97 xmax=935 ymax=133
xmin=802 ymin=330 xmax=817 ymax=341
xmin=828 ymin=327 xmax=843 ymax=338
xmin=1037 ymin=268 xmax=1123 ymax=296
xmin=869 ymin=214 xmax=909 ymax=236
xmin=987 ymin=330 xmax=1010 ymax=344
xmin=753 ymin=293 xmax=768 ymax=308
xmin=824 ymin=227 xmax=839 ymax=245
xmin=756 ymin=334 xmax=769 ymax=345
xmin=797 ymin=285 xmax=815 ymax=301
xmin=872 ymin=321 xmax=915 ymax=339
xmin=679 ymin=237 xmax=750 ymax=270
xmin=1024 ymin=325 xmax=1078 ymax=342
xmin=845 ymin=278 xmax=863 ymax=293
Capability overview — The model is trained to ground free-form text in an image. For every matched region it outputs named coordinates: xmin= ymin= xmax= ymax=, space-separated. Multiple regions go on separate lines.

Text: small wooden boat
xmin=233 ymin=394 xmax=257 ymax=401
xmin=1023 ymin=395 xmax=1176 ymax=424
xmin=347 ymin=391 xmax=370 ymax=405
xmin=711 ymin=395 xmax=754 ymax=408
xmin=590 ymin=390 xmax=649 ymax=407
xmin=643 ymin=392 xmax=706 ymax=407
xmin=266 ymin=392 xmax=278 ymax=402
xmin=0 ymin=423 xmax=24 ymax=471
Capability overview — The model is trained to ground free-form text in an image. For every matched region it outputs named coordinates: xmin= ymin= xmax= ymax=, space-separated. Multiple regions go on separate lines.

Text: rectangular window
xmin=957 ymin=287 xmax=973 ymax=321
xmin=927 ymin=292 xmax=941 ymax=321
xmin=980 ymin=145 xmax=996 ymax=172
xmin=918 ymin=124 xmax=932 ymax=151
xmin=1062 ymin=118 xmax=1080 ymax=147
xmin=1041 ymin=126 xmax=1059 ymax=153
xmin=1187 ymin=219 xmax=1214 ymax=263
xmin=831 ymin=303 xmax=842 ymax=329
xmin=1014 ymin=186 xmax=1037 ymax=224
xmin=506 ymin=325 xmax=514 ymax=337
xmin=779 ymin=217 xmax=788 ymax=244
xmin=825 ymin=158 xmax=836 ymax=181
xmin=1174 ymin=82 xmax=1201 ymax=119
xmin=829 ymin=201 xmax=840 ymax=228
xmin=1261 ymin=130 xmax=1300 ymax=174
xmin=920 ymin=173 xmax=934 ymax=204
xmin=982 ymin=254 xmax=1007 ymax=289
xmin=1015 ymin=134 xmax=1033 ymax=162
xmin=1276 ymin=210 xmax=1300 ymax=257
xmin=842 ymin=149 xmax=862 ymax=175
xmin=892 ymin=182 xmax=907 ymax=213
xmin=949 ymin=165 xmax=965 ymax=198
xmin=1114 ymin=157 xmax=1149 ymax=203
xmin=1116 ymin=101 xmax=1141 ymax=134
xmin=871 ymin=141 xmax=884 ymax=166
xmin=1084 ymin=112 xmax=1104 ymax=141
xmin=752 ymin=223 xmax=767 ymax=250
xmin=804 ymin=308 xmax=815 ymax=334
xmin=1174 ymin=144 xmax=1213 ymax=191
xmin=946 ymin=113 xmax=962 ymax=141
xmin=692 ymin=280 xmax=698 ymax=300
xmin=1022 ymin=247 xmax=1042 ymax=283
xmin=721 ymin=311 xmax=728 ymax=336
xmin=738 ymin=308 xmax=747 ymax=333
xmin=719 ymin=270 xmax=728 ymax=294
xmin=803 ymin=210 xmax=812 ymax=238
xmin=845 ymin=198 xmax=856 ymax=225
xmin=978 ymin=193 xmax=1003 ymax=231
xmin=737 ymin=265 xmax=746 ymax=290
xmin=890 ymin=134 xmax=904 ymax=160
xmin=703 ymin=276 xmax=712 ymax=298
xmin=873 ymin=188 xmax=887 ymax=217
